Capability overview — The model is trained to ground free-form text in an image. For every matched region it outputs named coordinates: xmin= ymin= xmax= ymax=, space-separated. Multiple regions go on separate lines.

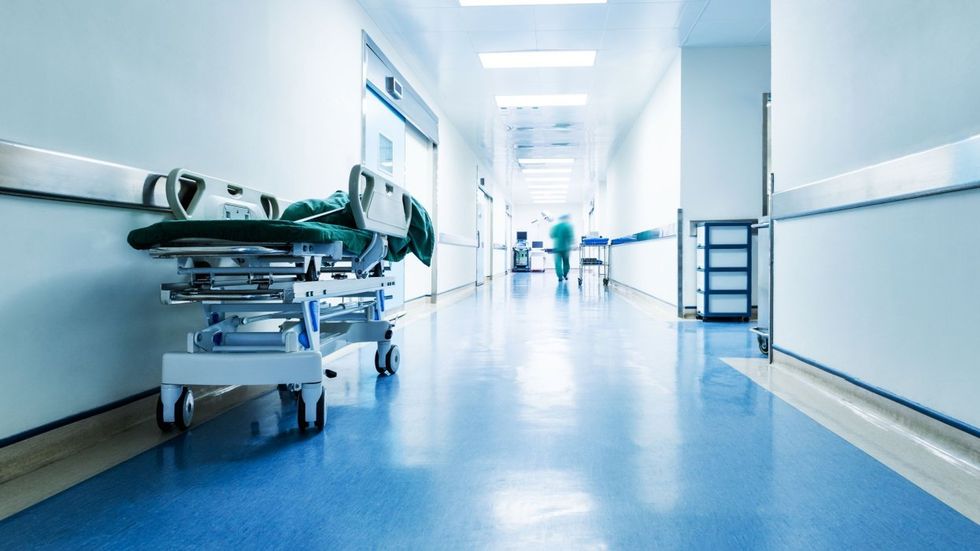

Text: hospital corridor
xmin=0 ymin=1 xmax=978 ymax=549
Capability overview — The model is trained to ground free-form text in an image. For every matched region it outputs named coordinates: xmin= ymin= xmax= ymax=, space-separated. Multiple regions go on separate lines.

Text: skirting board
xmin=0 ymin=384 xmax=272 ymax=486
xmin=771 ymin=349 xmax=980 ymax=454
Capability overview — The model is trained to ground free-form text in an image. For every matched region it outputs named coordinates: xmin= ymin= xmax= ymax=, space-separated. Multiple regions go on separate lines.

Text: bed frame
xmin=146 ymin=165 xmax=411 ymax=431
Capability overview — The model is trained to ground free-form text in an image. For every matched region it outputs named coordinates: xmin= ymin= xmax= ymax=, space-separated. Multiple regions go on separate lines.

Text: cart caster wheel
xmin=375 ymin=345 xmax=400 ymax=376
xmin=758 ymin=335 xmax=769 ymax=356
xmin=297 ymin=388 xmax=326 ymax=430
xmin=155 ymin=397 xmax=174 ymax=432
xmin=175 ymin=387 xmax=194 ymax=430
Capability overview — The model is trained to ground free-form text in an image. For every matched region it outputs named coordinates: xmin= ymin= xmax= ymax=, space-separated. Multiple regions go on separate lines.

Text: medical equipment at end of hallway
xmin=577 ymin=236 xmax=610 ymax=287
xmin=529 ymin=240 xmax=547 ymax=272
xmin=513 ymin=230 xmax=530 ymax=272
xmin=696 ymin=221 xmax=753 ymax=322
xmin=130 ymin=165 xmax=416 ymax=432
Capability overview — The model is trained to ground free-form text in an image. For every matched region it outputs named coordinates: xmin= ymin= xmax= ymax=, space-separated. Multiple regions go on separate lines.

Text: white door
xmin=404 ymin=125 xmax=433 ymax=302
xmin=363 ymin=90 xmax=406 ymax=310
xmin=475 ymin=194 xmax=487 ymax=285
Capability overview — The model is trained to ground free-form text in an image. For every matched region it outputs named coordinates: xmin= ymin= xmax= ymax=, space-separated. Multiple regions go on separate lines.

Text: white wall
xmin=680 ymin=47 xmax=770 ymax=308
xmin=603 ymin=55 xmax=681 ymax=304
xmin=771 ymin=0 xmax=980 ymax=428
xmin=434 ymin=121 xmax=479 ymax=294
xmin=0 ymin=0 xmax=489 ymax=440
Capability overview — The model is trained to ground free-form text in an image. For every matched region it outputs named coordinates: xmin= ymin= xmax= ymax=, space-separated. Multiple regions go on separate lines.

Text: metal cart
xmin=578 ymin=237 xmax=610 ymax=287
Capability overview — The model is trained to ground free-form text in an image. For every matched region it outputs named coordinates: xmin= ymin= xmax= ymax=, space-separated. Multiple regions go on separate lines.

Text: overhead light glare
xmin=496 ymin=94 xmax=587 ymax=108
xmin=462 ymin=0 xmax=605 ymax=5
xmin=526 ymin=177 xmax=570 ymax=182
xmin=518 ymin=158 xmax=574 ymax=165
xmin=522 ymin=168 xmax=572 ymax=174
xmin=480 ymin=50 xmax=596 ymax=69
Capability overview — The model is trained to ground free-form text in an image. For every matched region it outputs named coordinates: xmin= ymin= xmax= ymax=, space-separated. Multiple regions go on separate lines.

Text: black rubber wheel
xmin=155 ymin=396 xmax=175 ymax=432
xmin=758 ymin=335 xmax=770 ymax=356
xmin=175 ymin=387 xmax=194 ymax=431
xmin=297 ymin=387 xmax=326 ymax=431
xmin=375 ymin=345 xmax=400 ymax=376
xmin=314 ymin=389 xmax=326 ymax=429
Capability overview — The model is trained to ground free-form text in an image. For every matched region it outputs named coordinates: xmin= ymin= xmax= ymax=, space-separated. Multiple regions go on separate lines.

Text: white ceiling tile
xmin=677 ymin=1 xmax=708 ymax=40
xmin=700 ymin=0 xmax=769 ymax=22
xmin=534 ymin=29 xmax=605 ymax=50
xmin=393 ymin=7 xmax=466 ymax=33
xmin=601 ymin=28 xmax=678 ymax=51
xmin=684 ymin=18 xmax=768 ymax=46
xmin=458 ymin=6 xmax=537 ymax=32
xmin=532 ymin=5 xmax=609 ymax=32
xmin=468 ymin=31 xmax=537 ymax=52
xmin=606 ymin=2 xmax=686 ymax=30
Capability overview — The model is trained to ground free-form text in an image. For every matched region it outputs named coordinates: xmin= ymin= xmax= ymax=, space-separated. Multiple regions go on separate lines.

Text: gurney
xmin=129 ymin=164 xmax=431 ymax=431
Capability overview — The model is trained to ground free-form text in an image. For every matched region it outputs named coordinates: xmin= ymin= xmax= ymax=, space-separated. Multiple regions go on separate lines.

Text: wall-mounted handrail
xmin=438 ymin=232 xmax=478 ymax=248
xmin=772 ymin=133 xmax=980 ymax=220
xmin=608 ymin=221 xmax=678 ymax=246
xmin=0 ymin=139 xmax=170 ymax=212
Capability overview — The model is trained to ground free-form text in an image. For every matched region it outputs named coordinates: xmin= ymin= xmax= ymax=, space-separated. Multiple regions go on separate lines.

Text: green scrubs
xmin=549 ymin=220 xmax=574 ymax=281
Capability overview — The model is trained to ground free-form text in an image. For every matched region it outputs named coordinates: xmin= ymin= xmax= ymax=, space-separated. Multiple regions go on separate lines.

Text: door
xmin=404 ymin=125 xmax=433 ymax=301
xmin=363 ymin=89 xmax=406 ymax=310
xmin=475 ymin=194 xmax=487 ymax=285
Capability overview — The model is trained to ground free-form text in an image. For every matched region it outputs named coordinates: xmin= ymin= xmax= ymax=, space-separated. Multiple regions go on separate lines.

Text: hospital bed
xmin=129 ymin=165 xmax=413 ymax=432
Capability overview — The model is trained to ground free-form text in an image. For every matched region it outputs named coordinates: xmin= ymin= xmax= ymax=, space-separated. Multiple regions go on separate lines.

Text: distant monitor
xmin=532 ymin=241 xmax=544 ymax=249
xmin=516 ymin=231 xmax=528 ymax=241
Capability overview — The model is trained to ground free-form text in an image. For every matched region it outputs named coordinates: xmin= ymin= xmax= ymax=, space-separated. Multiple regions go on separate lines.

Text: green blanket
xmin=127 ymin=191 xmax=434 ymax=266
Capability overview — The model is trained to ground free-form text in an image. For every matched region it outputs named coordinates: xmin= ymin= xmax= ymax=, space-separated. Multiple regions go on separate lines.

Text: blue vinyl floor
xmin=2 ymin=273 xmax=978 ymax=549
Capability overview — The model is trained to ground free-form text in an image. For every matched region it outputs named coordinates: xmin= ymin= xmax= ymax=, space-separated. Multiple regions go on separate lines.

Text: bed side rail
xmin=166 ymin=168 xmax=282 ymax=220
xmin=348 ymin=165 xmax=412 ymax=238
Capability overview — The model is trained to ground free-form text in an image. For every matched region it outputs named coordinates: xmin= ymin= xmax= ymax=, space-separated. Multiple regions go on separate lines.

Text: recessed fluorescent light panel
xmin=518 ymin=158 xmax=574 ymax=165
xmin=496 ymin=94 xmax=587 ymax=108
xmin=522 ymin=168 xmax=572 ymax=174
xmin=461 ymin=0 xmax=605 ymax=5
xmin=480 ymin=50 xmax=596 ymax=69
xmin=526 ymin=177 xmax=570 ymax=182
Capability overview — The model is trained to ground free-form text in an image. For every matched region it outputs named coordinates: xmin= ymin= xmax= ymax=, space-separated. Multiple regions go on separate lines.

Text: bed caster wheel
xmin=156 ymin=387 xmax=193 ymax=431
xmin=297 ymin=387 xmax=326 ymax=430
xmin=603 ymin=278 xmax=609 ymax=286
xmin=155 ymin=397 xmax=174 ymax=432
xmin=175 ymin=387 xmax=194 ymax=430
xmin=577 ymin=278 xmax=582 ymax=286
xmin=758 ymin=335 xmax=769 ymax=356
xmin=375 ymin=345 xmax=400 ymax=376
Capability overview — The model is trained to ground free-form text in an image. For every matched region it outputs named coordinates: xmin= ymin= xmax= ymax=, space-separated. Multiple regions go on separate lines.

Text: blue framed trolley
xmin=578 ymin=237 xmax=610 ymax=287
xmin=696 ymin=222 xmax=752 ymax=321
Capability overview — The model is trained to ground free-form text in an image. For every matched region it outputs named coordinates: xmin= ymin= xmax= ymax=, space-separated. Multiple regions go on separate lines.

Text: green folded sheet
xmin=128 ymin=191 xmax=434 ymax=266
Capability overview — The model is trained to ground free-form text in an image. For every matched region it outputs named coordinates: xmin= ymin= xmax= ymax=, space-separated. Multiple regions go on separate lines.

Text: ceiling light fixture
xmin=518 ymin=158 xmax=574 ymax=165
xmin=496 ymin=94 xmax=587 ymax=108
xmin=480 ymin=50 xmax=596 ymax=69
xmin=461 ymin=0 xmax=605 ymax=5
xmin=525 ymin=177 xmax=570 ymax=182
xmin=522 ymin=168 xmax=573 ymax=174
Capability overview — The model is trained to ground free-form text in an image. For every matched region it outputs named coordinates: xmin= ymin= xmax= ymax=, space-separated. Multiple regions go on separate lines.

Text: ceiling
xmin=358 ymin=0 xmax=769 ymax=206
